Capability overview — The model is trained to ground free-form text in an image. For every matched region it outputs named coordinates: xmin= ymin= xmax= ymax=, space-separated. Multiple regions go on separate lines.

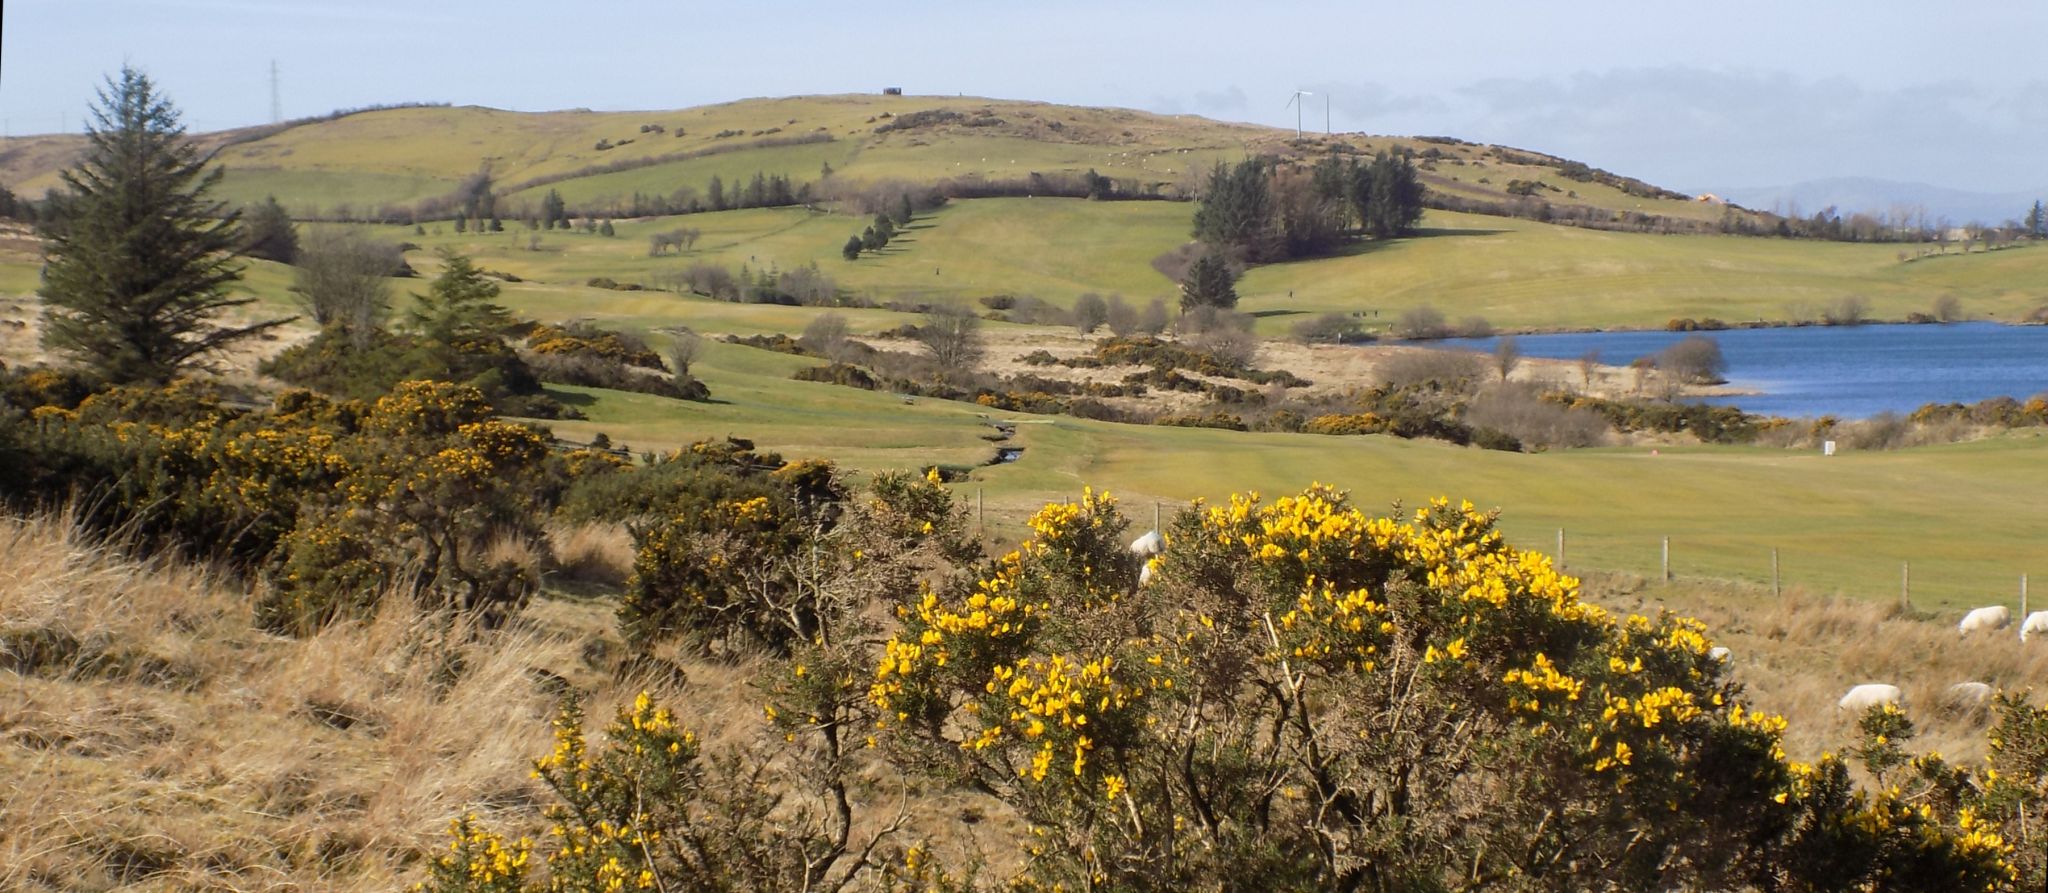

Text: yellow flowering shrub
xmin=418 ymin=692 xmax=934 ymax=893
xmin=871 ymin=485 xmax=2018 ymax=891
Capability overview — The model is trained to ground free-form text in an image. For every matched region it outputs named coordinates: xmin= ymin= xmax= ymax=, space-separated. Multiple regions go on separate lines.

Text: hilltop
xmin=0 ymin=93 xmax=1745 ymax=230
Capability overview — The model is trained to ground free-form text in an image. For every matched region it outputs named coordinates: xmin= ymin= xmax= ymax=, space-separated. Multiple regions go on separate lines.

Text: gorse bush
xmin=869 ymin=487 xmax=2019 ymax=890
xmin=620 ymin=458 xmax=978 ymax=656
xmin=2 ymin=377 xmax=560 ymax=635
xmin=415 ymin=478 xmax=2047 ymax=890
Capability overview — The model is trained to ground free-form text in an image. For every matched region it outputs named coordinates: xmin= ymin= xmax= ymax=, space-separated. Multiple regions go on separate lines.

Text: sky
xmin=3 ymin=0 xmax=2044 ymax=197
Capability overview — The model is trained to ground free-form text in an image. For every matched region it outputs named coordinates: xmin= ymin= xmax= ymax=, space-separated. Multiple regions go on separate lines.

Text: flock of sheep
xmin=1126 ymin=531 xmax=2029 ymax=719
xmin=1833 ymin=604 xmax=2035 ymax=713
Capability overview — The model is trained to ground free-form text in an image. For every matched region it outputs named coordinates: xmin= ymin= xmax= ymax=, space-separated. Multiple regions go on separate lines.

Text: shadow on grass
xmin=1412 ymin=226 xmax=1509 ymax=238
xmin=546 ymin=388 xmax=598 ymax=407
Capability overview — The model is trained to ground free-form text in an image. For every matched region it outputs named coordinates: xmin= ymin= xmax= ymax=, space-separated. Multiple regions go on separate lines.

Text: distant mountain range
xmin=1710 ymin=177 xmax=2045 ymax=226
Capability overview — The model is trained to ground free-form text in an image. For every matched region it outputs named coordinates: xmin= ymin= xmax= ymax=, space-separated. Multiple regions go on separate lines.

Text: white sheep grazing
xmin=2021 ymin=611 xmax=2048 ymax=642
xmin=1958 ymin=605 xmax=2011 ymax=637
xmin=1128 ymin=530 xmax=1165 ymax=558
xmin=1942 ymin=682 xmax=1994 ymax=711
xmin=1838 ymin=683 xmax=1903 ymax=712
xmin=1708 ymin=646 xmax=1731 ymax=662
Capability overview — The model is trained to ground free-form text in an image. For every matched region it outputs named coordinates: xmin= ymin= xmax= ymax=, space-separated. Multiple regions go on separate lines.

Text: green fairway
xmin=1237 ymin=212 xmax=2048 ymax=332
xmin=531 ymin=339 xmax=2048 ymax=612
xmin=346 ymin=197 xmax=2048 ymax=335
xmin=213 ymin=168 xmax=462 ymax=215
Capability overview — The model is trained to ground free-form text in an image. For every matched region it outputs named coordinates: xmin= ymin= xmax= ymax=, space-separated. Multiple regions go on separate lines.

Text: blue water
xmin=1430 ymin=322 xmax=2048 ymax=418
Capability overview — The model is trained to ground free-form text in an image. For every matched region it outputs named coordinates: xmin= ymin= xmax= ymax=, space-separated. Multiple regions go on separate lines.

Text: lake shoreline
xmin=1408 ymin=322 xmax=2048 ymax=419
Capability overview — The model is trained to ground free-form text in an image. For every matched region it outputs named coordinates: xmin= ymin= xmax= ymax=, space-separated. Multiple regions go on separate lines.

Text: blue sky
xmin=3 ymin=0 xmax=2044 ymax=194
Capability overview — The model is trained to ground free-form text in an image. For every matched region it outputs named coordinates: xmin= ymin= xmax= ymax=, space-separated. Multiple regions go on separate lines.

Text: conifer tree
xmin=842 ymin=236 xmax=862 ymax=261
xmin=1178 ymin=251 xmax=1239 ymax=312
xmin=243 ymin=195 xmax=299 ymax=263
xmin=39 ymin=66 xmax=292 ymax=383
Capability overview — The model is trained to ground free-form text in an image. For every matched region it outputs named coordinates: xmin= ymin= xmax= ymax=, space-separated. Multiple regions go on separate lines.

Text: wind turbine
xmin=1285 ymin=90 xmax=1313 ymax=139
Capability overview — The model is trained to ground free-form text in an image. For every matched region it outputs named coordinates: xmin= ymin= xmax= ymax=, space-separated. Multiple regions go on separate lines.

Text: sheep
xmin=1838 ymin=683 xmax=1902 ymax=712
xmin=1708 ymin=646 xmax=1731 ymax=662
xmin=2021 ymin=611 xmax=2048 ymax=642
xmin=1128 ymin=530 xmax=1165 ymax=558
xmin=1958 ymin=605 xmax=2011 ymax=637
xmin=1129 ymin=531 xmax=1166 ymax=587
xmin=1941 ymin=682 xmax=1994 ymax=712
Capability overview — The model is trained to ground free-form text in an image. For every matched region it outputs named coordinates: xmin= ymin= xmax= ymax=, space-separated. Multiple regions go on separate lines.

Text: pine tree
xmin=1191 ymin=159 xmax=1277 ymax=259
xmin=1178 ymin=251 xmax=1239 ymax=312
xmin=599 ymin=219 xmax=616 ymax=237
xmin=1363 ymin=151 xmax=1425 ymax=239
xmin=842 ymin=236 xmax=862 ymax=261
xmin=2027 ymin=200 xmax=2046 ymax=239
xmin=39 ymin=66 xmax=291 ymax=383
xmin=872 ymin=213 xmax=895 ymax=244
xmin=407 ymin=250 xmax=516 ymax=345
xmin=454 ymin=215 xmax=467 ymax=233
xmin=243 ymin=195 xmax=299 ymax=263
xmin=541 ymin=189 xmax=567 ymax=230
xmin=897 ymin=193 xmax=916 ymax=225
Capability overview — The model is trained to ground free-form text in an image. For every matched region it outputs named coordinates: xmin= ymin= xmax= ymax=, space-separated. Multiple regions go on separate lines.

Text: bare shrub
xmin=1104 ymin=295 xmax=1138 ymax=337
xmin=1493 ymin=335 xmax=1522 ymax=381
xmin=1073 ymin=293 xmax=1109 ymax=334
xmin=667 ymin=331 xmax=702 ymax=378
xmin=1822 ymin=295 xmax=1868 ymax=326
xmin=1193 ymin=325 xmax=1261 ymax=368
xmin=917 ymin=302 xmax=984 ymax=370
xmin=1838 ymin=411 xmax=1913 ymax=450
xmin=1177 ymin=304 xmax=1254 ymax=337
xmin=1933 ymin=294 xmax=1964 ymax=322
xmin=1458 ymin=316 xmax=1495 ymax=338
xmin=1291 ymin=312 xmax=1367 ymax=344
xmin=292 ymin=228 xmax=400 ymax=347
xmin=1577 ymin=349 xmax=1602 ymax=391
xmin=1658 ymin=335 xmax=1728 ymax=384
xmin=1376 ymin=348 xmax=1487 ymax=390
xmin=1463 ymin=383 xmax=1609 ymax=449
xmin=1149 ymin=242 xmax=1205 ymax=283
xmin=673 ymin=261 xmax=738 ymax=301
xmin=1137 ymin=298 xmax=1170 ymax=336
xmin=1392 ymin=305 xmax=1451 ymax=340
xmin=801 ymin=312 xmax=853 ymax=363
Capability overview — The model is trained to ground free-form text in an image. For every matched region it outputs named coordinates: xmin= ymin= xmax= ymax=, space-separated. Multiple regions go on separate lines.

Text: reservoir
xmin=1432 ymin=322 xmax=2048 ymax=419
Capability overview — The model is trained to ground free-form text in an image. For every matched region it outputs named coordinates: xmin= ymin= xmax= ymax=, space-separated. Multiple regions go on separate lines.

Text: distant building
xmin=883 ymin=87 xmax=903 ymax=96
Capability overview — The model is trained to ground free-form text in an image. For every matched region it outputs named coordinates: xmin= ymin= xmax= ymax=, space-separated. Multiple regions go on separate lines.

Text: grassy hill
xmin=303 ymin=201 xmax=2046 ymax=336
xmin=0 ymin=94 xmax=1730 ymax=223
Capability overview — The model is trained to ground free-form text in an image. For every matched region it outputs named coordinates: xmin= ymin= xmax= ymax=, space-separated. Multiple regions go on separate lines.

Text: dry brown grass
xmin=0 ymin=513 xmax=603 ymax=892
xmin=1585 ymin=572 xmax=2048 ymax=766
xmin=544 ymin=520 xmax=634 ymax=590
xmin=10 ymin=507 xmax=2033 ymax=890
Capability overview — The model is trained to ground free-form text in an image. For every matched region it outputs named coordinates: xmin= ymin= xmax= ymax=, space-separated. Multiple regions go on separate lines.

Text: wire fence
xmin=969 ymin=491 xmax=2041 ymax=617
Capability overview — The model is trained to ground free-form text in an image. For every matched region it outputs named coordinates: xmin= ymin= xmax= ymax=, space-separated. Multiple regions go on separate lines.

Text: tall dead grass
xmin=1587 ymin=573 xmax=2048 ymax=766
xmin=0 ymin=513 xmax=622 ymax=892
